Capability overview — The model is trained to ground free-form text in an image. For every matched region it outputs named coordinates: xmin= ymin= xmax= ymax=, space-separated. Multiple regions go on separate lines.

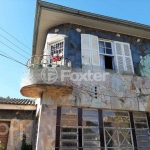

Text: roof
xmin=0 ymin=98 xmax=36 ymax=105
xmin=33 ymin=1 xmax=150 ymax=56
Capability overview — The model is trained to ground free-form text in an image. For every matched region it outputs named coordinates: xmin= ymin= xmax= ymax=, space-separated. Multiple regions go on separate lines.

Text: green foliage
xmin=21 ymin=134 xmax=32 ymax=150
xmin=0 ymin=141 xmax=4 ymax=149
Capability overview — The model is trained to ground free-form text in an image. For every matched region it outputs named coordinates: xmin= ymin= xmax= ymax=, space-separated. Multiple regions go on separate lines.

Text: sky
xmin=0 ymin=0 xmax=150 ymax=99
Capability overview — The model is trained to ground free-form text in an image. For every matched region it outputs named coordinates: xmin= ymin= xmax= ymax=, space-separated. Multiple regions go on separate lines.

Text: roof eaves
xmin=38 ymin=1 xmax=150 ymax=31
xmin=32 ymin=1 xmax=150 ymax=56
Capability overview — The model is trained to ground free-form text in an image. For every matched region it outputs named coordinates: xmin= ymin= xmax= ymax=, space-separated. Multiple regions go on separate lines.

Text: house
xmin=0 ymin=98 xmax=36 ymax=150
xmin=20 ymin=1 xmax=150 ymax=149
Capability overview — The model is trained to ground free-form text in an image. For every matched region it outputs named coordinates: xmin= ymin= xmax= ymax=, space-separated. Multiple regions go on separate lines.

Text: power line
xmin=0 ymin=49 xmax=15 ymax=60
xmin=0 ymin=40 xmax=28 ymax=59
xmin=0 ymin=53 xmax=27 ymax=66
xmin=0 ymin=26 xmax=31 ymax=50
xmin=0 ymin=34 xmax=31 ymax=56
xmin=0 ymin=80 xmax=17 ymax=92
xmin=0 ymin=52 xmax=27 ymax=67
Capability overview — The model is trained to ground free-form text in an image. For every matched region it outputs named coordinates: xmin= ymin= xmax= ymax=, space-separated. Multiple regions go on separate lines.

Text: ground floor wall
xmin=7 ymin=119 xmax=33 ymax=150
xmin=0 ymin=109 xmax=35 ymax=150
xmin=36 ymin=105 xmax=56 ymax=150
xmin=37 ymin=104 xmax=150 ymax=149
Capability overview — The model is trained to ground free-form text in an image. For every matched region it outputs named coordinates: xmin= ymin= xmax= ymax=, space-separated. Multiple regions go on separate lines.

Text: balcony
xmin=20 ymin=55 xmax=73 ymax=98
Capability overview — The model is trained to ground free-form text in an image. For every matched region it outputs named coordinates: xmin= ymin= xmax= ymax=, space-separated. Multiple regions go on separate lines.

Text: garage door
xmin=0 ymin=121 xmax=10 ymax=150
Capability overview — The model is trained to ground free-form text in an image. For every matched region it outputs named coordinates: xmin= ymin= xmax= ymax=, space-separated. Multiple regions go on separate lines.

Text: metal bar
xmin=98 ymin=109 xmax=105 ymax=150
xmin=55 ymin=107 xmax=61 ymax=149
xmin=146 ymin=112 xmax=150 ymax=132
xmin=129 ymin=112 xmax=138 ymax=150
xmin=78 ymin=108 xmax=83 ymax=150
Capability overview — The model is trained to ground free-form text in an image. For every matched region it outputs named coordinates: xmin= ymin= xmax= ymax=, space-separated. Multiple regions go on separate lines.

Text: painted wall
xmin=7 ymin=119 xmax=33 ymax=150
xmin=48 ymin=23 xmax=150 ymax=74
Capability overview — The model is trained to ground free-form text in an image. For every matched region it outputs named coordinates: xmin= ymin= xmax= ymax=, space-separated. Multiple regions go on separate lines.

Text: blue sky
xmin=0 ymin=0 xmax=150 ymax=99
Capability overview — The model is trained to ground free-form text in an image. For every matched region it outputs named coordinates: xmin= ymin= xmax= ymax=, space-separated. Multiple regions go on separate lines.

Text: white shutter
xmin=81 ymin=34 xmax=91 ymax=65
xmin=114 ymin=41 xmax=134 ymax=74
xmin=91 ymin=35 xmax=100 ymax=66
xmin=123 ymin=43 xmax=134 ymax=74
xmin=42 ymin=44 xmax=50 ymax=65
xmin=114 ymin=42 xmax=124 ymax=73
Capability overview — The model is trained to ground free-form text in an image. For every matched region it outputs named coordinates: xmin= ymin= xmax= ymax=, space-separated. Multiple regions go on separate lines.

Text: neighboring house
xmin=0 ymin=98 xmax=36 ymax=150
xmin=20 ymin=1 xmax=150 ymax=150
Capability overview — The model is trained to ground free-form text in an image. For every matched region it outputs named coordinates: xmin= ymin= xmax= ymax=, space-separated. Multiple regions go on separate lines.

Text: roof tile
xmin=0 ymin=98 xmax=36 ymax=105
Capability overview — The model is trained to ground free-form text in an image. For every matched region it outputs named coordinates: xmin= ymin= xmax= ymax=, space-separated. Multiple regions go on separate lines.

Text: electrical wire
xmin=0 ymin=80 xmax=17 ymax=92
xmin=0 ymin=34 xmax=31 ymax=56
xmin=0 ymin=40 xmax=28 ymax=59
xmin=0 ymin=49 xmax=15 ymax=60
xmin=0 ymin=53 xmax=27 ymax=66
xmin=0 ymin=26 xmax=31 ymax=50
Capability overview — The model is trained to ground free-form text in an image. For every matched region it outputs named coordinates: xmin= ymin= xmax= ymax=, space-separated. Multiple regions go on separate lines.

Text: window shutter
xmin=123 ymin=43 xmax=134 ymax=74
xmin=114 ymin=42 xmax=124 ymax=73
xmin=114 ymin=41 xmax=134 ymax=74
xmin=42 ymin=44 xmax=50 ymax=65
xmin=81 ymin=34 xmax=91 ymax=65
xmin=91 ymin=35 xmax=100 ymax=66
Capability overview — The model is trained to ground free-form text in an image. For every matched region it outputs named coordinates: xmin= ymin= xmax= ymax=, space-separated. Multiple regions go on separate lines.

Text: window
xmin=42 ymin=40 xmax=64 ymax=65
xmin=56 ymin=107 xmax=150 ymax=149
xmin=82 ymin=109 xmax=100 ymax=148
xmin=60 ymin=108 xmax=78 ymax=149
xmin=81 ymin=34 xmax=134 ymax=74
xmin=133 ymin=112 xmax=150 ymax=149
xmin=50 ymin=41 xmax=64 ymax=56
xmin=103 ymin=110 xmax=133 ymax=149
xmin=99 ymin=40 xmax=114 ymax=70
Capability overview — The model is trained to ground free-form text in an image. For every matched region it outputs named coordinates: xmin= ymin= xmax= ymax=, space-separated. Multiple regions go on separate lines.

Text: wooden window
xmin=60 ymin=108 xmax=78 ymax=149
xmin=56 ymin=108 xmax=150 ymax=149
xmin=81 ymin=34 xmax=99 ymax=66
xmin=81 ymin=34 xmax=134 ymax=74
xmin=103 ymin=110 xmax=133 ymax=149
xmin=43 ymin=40 xmax=64 ymax=65
xmin=133 ymin=112 xmax=150 ymax=149
xmin=114 ymin=41 xmax=134 ymax=74
xmin=82 ymin=109 xmax=100 ymax=149
xmin=50 ymin=41 xmax=64 ymax=57
xmin=99 ymin=40 xmax=114 ymax=70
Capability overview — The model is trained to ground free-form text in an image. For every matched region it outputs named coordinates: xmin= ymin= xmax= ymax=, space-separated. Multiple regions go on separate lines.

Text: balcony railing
xmin=21 ymin=55 xmax=73 ymax=88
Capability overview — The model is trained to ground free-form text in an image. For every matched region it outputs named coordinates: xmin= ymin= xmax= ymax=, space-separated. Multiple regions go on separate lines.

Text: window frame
xmin=98 ymin=39 xmax=115 ymax=70
xmin=56 ymin=108 xmax=150 ymax=149
xmin=49 ymin=40 xmax=65 ymax=57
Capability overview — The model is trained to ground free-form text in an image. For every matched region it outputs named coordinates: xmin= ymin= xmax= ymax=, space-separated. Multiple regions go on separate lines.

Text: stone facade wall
xmin=42 ymin=70 xmax=150 ymax=112
xmin=39 ymin=23 xmax=150 ymax=112
xmin=7 ymin=119 xmax=33 ymax=150
xmin=37 ymin=105 xmax=56 ymax=150
xmin=48 ymin=23 xmax=150 ymax=74
xmin=36 ymin=23 xmax=150 ymax=150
